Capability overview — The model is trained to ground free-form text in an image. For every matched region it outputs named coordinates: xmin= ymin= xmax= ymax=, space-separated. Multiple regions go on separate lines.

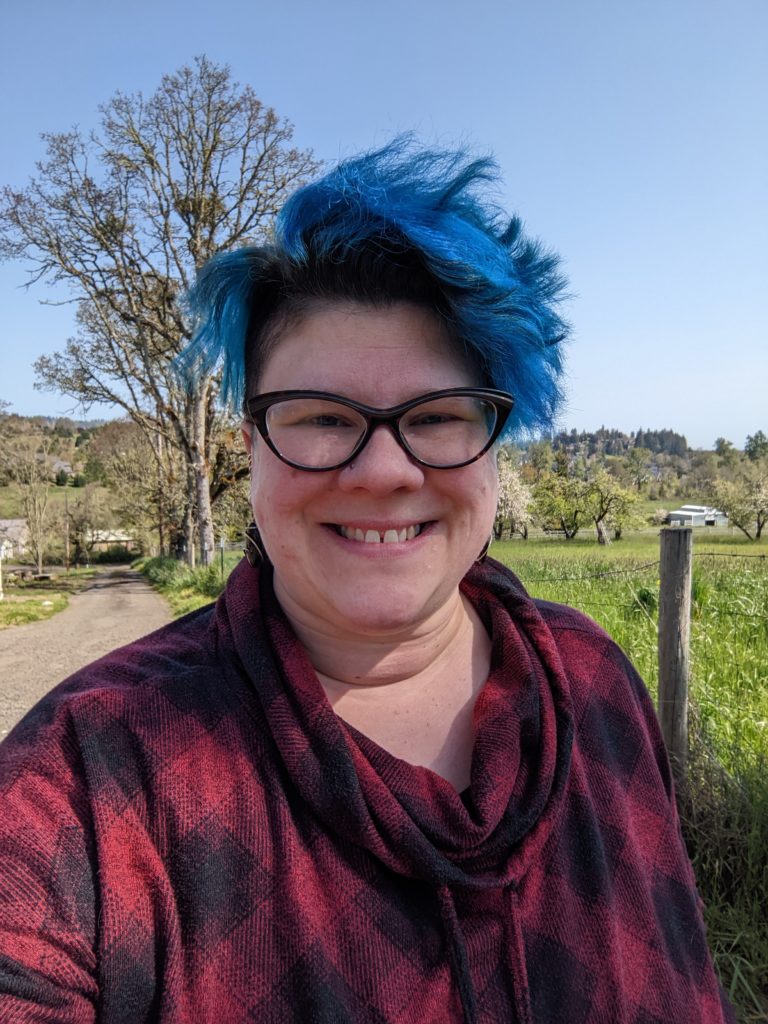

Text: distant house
xmin=89 ymin=529 xmax=139 ymax=553
xmin=0 ymin=519 xmax=31 ymax=556
xmin=665 ymin=505 xmax=728 ymax=527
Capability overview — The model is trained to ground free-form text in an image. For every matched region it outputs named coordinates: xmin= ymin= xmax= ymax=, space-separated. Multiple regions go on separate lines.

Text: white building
xmin=665 ymin=505 xmax=728 ymax=527
xmin=0 ymin=519 xmax=30 ymax=557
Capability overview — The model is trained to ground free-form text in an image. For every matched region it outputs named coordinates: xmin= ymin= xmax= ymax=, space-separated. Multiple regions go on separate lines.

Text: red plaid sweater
xmin=0 ymin=558 xmax=733 ymax=1023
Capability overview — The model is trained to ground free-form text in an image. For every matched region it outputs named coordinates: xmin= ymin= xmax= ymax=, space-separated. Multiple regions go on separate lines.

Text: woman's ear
xmin=241 ymin=421 xmax=254 ymax=459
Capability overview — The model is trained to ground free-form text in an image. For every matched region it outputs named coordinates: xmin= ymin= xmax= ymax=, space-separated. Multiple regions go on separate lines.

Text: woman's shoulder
xmin=532 ymin=597 xmax=612 ymax=640
xmin=0 ymin=602 xmax=230 ymax=779
xmin=54 ymin=600 xmax=221 ymax=703
xmin=533 ymin=597 xmax=648 ymax=699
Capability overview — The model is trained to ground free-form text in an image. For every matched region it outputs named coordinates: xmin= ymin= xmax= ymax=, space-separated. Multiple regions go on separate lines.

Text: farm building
xmin=0 ymin=519 xmax=30 ymax=557
xmin=89 ymin=529 xmax=139 ymax=553
xmin=665 ymin=505 xmax=728 ymax=527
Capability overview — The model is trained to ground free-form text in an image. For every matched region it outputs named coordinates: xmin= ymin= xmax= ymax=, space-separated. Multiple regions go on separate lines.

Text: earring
xmin=476 ymin=533 xmax=493 ymax=564
xmin=244 ymin=521 xmax=264 ymax=567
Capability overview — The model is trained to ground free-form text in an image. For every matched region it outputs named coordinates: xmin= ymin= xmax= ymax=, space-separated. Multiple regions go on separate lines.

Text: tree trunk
xmin=183 ymin=467 xmax=196 ymax=567
xmin=152 ymin=430 xmax=168 ymax=558
xmin=190 ymin=390 xmax=215 ymax=567
xmin=561 ymin=518 xmax=578 ymax=540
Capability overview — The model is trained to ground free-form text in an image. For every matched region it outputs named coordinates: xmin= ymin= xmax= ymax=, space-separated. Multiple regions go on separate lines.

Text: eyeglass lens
xmin=264 ymin=394 xmax=498 ymax=468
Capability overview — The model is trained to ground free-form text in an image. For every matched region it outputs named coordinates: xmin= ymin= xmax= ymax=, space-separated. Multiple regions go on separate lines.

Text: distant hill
xmin=551 ymin=427 xmax=689 ymax=458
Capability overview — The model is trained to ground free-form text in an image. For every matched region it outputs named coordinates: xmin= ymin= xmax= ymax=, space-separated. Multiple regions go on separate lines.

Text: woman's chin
xmin=324 ymin=589 xmax=443 ymax=638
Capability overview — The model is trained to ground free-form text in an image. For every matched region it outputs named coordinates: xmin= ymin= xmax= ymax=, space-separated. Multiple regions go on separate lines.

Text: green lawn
xmin=0 ymin=568 xmax=98 ymax=628
xmin=0 ymin=482 xmax=113 ymax=519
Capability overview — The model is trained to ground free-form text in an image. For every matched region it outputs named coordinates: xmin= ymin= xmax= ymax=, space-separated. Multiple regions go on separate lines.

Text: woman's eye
xmin=411 ymin=413 xmax=454 ymax=426
xmin=306 ymin=414 xmax=355 ymax=428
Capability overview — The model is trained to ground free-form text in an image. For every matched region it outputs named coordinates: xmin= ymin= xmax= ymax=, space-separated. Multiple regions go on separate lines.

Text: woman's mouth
xmin=332 ymin=523 xmax=427 ymax=544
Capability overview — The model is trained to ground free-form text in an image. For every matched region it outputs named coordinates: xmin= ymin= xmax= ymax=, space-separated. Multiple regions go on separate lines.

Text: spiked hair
xmin=181 ymin=137 xmax=570 ymax=437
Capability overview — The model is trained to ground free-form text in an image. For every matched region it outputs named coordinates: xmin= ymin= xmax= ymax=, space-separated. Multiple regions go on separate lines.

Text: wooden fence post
xmin=658 ymin=528 xmax=693 ymax=780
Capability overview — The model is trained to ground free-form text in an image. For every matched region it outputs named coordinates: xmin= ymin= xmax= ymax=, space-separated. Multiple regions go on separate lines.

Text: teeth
xmin=339 ymin=524 xmax=423 ymax=543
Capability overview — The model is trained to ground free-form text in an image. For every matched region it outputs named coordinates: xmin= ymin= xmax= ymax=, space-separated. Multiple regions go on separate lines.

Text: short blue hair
xmin=182 ymin=136 xmax=570 ymax=437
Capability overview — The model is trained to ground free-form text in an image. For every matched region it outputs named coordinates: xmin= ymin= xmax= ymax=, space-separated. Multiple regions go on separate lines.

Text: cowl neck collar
xmin=219 ymin=556 xmax=573 ymax=893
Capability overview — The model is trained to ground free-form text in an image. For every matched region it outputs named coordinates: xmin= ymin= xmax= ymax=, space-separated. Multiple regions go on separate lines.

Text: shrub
xmin=141 ymin=556 xmax=187 ymax=589
xmin=93 ymin=546 xmax=135 ymax=564
xmin=190 ymin=565 xmax=225 ymax=599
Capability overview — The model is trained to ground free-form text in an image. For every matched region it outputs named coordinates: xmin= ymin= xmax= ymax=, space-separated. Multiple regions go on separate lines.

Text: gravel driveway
xmin=0 ymin=567 xmax=172 ymax=738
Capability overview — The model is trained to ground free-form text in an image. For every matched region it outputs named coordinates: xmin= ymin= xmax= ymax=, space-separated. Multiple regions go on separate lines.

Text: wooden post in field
xmin=658 ymin=528 xmax=693 ymax=780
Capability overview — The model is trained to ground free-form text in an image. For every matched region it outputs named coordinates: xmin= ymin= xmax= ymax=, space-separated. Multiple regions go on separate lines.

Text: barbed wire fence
xmin=515 ymin=531 xmax=768 ymax=780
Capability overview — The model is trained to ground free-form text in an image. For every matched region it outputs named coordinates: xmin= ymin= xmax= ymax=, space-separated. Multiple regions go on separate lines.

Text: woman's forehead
xmin=258 ymin=301 xmax=478 ymax=396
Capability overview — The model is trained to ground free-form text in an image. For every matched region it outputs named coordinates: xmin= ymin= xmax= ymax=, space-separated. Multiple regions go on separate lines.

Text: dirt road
xmin=0 ymin=567 xmax=173 ymax=738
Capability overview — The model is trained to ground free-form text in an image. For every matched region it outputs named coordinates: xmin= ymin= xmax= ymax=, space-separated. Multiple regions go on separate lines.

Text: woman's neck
xmin=275 ymin=584 xmax=492 ymax=790
xmin=275 ymin=583 xmax=476 ymax=689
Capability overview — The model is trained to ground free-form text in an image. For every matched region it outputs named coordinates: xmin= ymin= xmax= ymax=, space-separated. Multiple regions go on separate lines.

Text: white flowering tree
xmin=495 ymin=451 xmax=533 ymax=540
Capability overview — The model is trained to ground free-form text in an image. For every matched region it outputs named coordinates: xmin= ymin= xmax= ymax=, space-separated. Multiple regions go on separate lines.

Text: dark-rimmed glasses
xmin=245 ymin=388 xmax=514 ymax=471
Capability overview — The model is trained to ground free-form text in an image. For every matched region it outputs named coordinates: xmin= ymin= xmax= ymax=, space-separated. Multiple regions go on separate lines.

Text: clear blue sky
xmin=1 ymin=0 xmax=766 ymax=449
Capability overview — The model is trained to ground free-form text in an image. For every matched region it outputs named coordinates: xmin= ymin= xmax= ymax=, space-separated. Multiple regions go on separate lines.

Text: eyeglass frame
xmin=244 ymin=387 xmax=515 ymax=472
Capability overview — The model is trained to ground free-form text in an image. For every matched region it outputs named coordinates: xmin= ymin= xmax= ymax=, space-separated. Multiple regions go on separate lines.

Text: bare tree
xmin=0 ymin=57 xmax=318 ymax=564
xmin=88 ymin=420 xmax=186 ymax=556
xmin=0 ymin=436 xmax=53 ymax=573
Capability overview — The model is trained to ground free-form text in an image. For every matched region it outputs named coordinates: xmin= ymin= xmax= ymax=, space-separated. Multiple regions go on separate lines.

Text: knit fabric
xmin=0 ymin=558 xmax=733 ymax=1023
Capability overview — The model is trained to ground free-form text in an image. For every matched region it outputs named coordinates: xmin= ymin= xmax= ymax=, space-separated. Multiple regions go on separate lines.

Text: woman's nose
xmin=337 ymin=424 xmax=425 ymax=493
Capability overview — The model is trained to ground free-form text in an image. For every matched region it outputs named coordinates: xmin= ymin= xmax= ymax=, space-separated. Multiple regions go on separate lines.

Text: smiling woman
xmin=245 ymin=303 xmax=501 ymax=650
xmin=0 ymin=139 xmax=734 ymax=1023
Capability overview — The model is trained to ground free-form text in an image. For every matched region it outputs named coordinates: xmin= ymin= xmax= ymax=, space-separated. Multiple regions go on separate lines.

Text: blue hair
xmin=181 ymin=136 xmax=570 ymax=437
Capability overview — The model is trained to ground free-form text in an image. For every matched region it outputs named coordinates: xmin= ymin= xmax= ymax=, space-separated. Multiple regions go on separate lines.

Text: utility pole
xmin=64 ymin=486 xmax=70 ymax=571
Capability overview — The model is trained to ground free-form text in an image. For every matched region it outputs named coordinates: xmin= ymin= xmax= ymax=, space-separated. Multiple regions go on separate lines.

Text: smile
xmin=334 ymin=524 xmax=425 ymax=544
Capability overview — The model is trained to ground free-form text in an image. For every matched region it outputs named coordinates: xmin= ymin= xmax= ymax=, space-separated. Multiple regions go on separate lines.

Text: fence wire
xmin=518 ymin=549 xmax=768 ymax=624
xmin=521 ymin=560 xmax=660 ymax=584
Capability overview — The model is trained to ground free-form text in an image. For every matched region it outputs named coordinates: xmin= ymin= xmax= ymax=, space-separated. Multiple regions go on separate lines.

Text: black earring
xmin=244 ymin=522 xmax=264 ymax=567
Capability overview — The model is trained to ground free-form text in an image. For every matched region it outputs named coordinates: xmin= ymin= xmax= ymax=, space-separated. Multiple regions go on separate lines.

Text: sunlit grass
xmin=0 ymin=592 xmax=69 ymax=628
xmin=134 ymin=554 xmax=239 ymax=617
xmin=0 ymin=568 xmax=98 ymax=628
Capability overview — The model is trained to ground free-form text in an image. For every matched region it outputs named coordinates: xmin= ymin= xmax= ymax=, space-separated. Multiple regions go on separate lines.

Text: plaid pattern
xmin=0 ymin=558 xmax=733 ymax=1023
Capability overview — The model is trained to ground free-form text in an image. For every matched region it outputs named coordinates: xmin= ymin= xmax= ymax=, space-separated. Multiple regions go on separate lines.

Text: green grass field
xmin=0 ymin=483 xmax=71 ymax=519
xmin=492 ymin=532 xmax=768 ymax=767
xmin=0 ymin=592 xmax=69 ymax=628
xmin=0 ymin=568 xmax=98 ymax=628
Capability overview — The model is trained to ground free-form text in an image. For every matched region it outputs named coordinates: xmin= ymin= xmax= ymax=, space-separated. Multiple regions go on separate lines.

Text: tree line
xmin=494 ymin=433 xmax=768 ymax=544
